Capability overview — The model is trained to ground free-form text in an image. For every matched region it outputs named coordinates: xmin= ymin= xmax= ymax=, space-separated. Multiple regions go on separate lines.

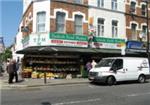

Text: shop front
xmin=17 ymin=33 xmax=125 ymax=79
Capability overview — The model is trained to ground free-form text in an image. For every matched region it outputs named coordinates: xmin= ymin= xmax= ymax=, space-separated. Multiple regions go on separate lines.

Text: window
xmin=75 ymin=15 xmax=83 ymax=34
xmin=131 ymin=23 xmax=137 ymax=40
xmin=56 ymin=12 xmax=66 ymax=33
xmin=37 ymin=12 xmax=46 ymax=32
xmin=74 ymin=0 xmax=82 ymax=4
xmin=97 ymin=0 xmax=104 ymax=8
xmin=141 ymin=4 xmax=146 ymax=16
xmin=142 ymin=25 xmax=147 ymax=40
xmin=112 ymin=20 xmax=118 ymax=38
xmin=112 ymin=59 xmax=123 ymax=70
xmin=111 ymin=0 xmax=117 ymax=10
xmin=97 ymin=18 xmax=104 ymax=36
xmin=130 ymin=1 xmax=136 ymax=13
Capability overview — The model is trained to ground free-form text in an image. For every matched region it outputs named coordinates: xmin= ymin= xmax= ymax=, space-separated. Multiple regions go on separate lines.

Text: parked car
xmin=89 ymin=57 xmax=150 ymax=85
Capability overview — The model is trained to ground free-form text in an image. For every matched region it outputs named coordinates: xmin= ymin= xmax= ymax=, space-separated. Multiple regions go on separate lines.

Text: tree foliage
xmin=0 ymin=48 xmax=12 ymax=62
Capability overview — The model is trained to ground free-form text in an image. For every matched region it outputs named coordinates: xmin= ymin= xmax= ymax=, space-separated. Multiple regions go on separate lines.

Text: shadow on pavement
xmin=90 ymin=80 xmax=149 ymax=86
xmin=16 ymin=80 xmax=25 ymax=83
xmin=41 ymin=102 xmax=51 ymax=105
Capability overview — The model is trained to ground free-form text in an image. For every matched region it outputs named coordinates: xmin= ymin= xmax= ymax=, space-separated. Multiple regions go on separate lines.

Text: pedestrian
xmin=13 ymin=60 xmax=18 ymax=82
xmin=6 ymin=60 xmax=14 ymax=84
xmin=86 ymin=61 xmax=92 ymax=73
xmin=91 ymin=59 xmax=97 ymax=68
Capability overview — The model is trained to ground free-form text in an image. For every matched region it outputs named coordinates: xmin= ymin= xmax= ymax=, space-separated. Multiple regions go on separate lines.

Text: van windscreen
xmin=95 ymin=59 xmax=115 ymax=67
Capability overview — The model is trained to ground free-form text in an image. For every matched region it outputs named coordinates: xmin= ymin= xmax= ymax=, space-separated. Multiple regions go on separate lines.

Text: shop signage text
xmin=92 ymin=37 xmax=125 ymax=49
xmin=49 ymin=33 xmax=88 ymax=47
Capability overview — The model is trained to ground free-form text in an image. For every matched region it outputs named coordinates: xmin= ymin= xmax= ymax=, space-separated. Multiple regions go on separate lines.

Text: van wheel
xmin=138 ymin=75 xmax=145 ymax=83
xmin=107 ymin=76 xmax=116 ymax=86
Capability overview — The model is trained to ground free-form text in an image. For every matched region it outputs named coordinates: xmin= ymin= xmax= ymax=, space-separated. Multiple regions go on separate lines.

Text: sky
xmin=0 ymin=0 xmax=23 ymax=47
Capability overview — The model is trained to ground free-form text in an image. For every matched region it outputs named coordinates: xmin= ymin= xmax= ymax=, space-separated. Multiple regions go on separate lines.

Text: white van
xmin=89 ymin=57 xmax=150 ymax=85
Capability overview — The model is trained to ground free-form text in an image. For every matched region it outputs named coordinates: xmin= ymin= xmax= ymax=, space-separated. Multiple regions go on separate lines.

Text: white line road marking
xmin=127 ymin=92 xmax=150 ymax=97
xmin=52 ymin=98 xmax=101 ymax=105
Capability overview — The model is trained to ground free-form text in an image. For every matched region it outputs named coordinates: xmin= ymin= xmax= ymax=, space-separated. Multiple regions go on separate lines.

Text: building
xmin=0 ymin=36 xmax=5 ymax=54
xmin=16 ymin=0 xmax=90 ymax=78
xmin=88 ymin=0 xmax=126 ymax=56
xmin=125 ymin=0 xmax=150 ymax=56
xmin=15 ymin=0 xmax=148 ymax=79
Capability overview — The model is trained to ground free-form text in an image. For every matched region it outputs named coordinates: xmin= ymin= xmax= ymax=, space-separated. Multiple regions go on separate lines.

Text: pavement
xmin=0 ymin=73 xmax=89 ymax=89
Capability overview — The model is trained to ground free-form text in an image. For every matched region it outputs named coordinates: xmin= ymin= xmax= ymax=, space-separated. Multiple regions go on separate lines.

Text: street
xmin=1 ymin=81 xmax=150 ymax=105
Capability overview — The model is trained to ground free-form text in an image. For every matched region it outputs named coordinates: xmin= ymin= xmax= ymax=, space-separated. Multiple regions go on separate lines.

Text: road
xmin=1 ymin=81 xmax=150 ymax=105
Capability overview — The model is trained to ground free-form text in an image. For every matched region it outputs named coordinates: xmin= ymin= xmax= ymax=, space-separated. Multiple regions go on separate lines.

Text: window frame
xmin=97 ymin=18 xmax=104 ymax=37
xmin=112 ymin=20 xmax=118 ymax=38
xmin=131 ymin=23 xmax=137 ymax=40
xmin=141 ymin=4 xmax=146 ymax=16
xmin=74 ymin=0 xmax=83 ymax=4
xmin=56 ymin=12 xmax=66 ymax=33
xmin=97 ymin=0 xmax=104 ymax=8
xmin=111 ymin=0 xmax=117 ymax=10
xmin=36 ymin=11 xmax=46 ymax=33
xmin=75 ymin=15 xmax=83 ymax=35
xmin=130 ymin=1 xmax=136 ymax=13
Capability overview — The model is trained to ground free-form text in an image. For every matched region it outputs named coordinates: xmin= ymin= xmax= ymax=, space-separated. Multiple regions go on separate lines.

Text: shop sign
xmin=126 ymin=41 xmax=146 ymax=49
xmin=30 ymin=33 xmax=49 ymax=46
xmin=22 ymin=36 xmax=30 ymax=48
xmin=22 ymin=33 xmax=49 ymax=48
xmin=92 ymin=37 xmax=125 ymax=49
xmin=49 ymin=33 xmax=88 ymax=47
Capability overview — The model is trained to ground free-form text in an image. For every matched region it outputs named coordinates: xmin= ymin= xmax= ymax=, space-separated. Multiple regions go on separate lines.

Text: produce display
xmin=23 ymin=54 xmax=80 ymax=79
xmin=22 ymin=67 xmax=32 ymax=78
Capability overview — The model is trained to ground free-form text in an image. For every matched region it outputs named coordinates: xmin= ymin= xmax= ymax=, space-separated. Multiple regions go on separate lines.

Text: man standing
xmin=13 ymin=60 xmax=18 ymax=82
xmin=6 ymin=60 xmax=14 ymax=84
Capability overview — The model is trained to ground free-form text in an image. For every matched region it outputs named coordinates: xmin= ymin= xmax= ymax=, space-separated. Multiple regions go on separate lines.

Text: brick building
xmin=125 ymin=0 xmax=150 ymax=54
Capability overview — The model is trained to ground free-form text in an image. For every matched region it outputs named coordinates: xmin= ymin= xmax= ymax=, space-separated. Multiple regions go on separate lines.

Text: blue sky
xmin=0 ymin=0 xmax=23 ymax=47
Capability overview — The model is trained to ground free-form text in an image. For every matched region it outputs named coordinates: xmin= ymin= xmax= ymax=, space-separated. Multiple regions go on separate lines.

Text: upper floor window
xmin=141 ymin=4 xmax=147 ymax=16
xmin=97 ymin=18 xmax=104 ymax=37
xmin=142 ymin=25 xmax=147 ymax=40
xmin=74 ymin=0 xmax=83 ymax=4
xmin=56 ymin=12 xmax=66 ymax=33
xmin=112 ymin=20 xmax=118 ymax=38
xmin=130 ymin=1 xmax=136 ymax=13
xmin=37 ymin=12 xmax=46 ymax=32
xmin=111 ymin=0 xmax=117 ymax=10
xmin=75 ymin=15 xmax=83 ymax=34
xmin=97 ymin=0 xmax=104 ymax=8
xmin=131 ymin=23 xmax=137 ymax=40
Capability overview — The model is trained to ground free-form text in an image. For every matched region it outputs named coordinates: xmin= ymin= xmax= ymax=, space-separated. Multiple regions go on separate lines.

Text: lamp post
xmin=142 ymin=0 xmax=150 ymax=67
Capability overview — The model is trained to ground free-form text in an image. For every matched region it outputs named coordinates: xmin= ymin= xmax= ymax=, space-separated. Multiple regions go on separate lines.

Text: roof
xmin=16 ymin=46 xmax=122 ymax=54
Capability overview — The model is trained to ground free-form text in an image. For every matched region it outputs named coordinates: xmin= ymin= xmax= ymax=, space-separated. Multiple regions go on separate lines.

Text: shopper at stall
xmin=91 ymin=59 xmax=97 ymax=68
xmin=86 ymin=61 xmax=92 ymax=74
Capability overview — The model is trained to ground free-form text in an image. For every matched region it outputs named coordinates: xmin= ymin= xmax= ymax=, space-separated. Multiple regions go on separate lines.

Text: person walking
xmin=6 ymin=60 xmax=14 ymax=84
xmin=13 ymin=60 xmax=18 ymax=82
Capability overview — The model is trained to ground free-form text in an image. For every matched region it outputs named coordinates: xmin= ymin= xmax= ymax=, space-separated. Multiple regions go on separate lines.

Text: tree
xmin=0 ymin=48 xmax=12 ymax=62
